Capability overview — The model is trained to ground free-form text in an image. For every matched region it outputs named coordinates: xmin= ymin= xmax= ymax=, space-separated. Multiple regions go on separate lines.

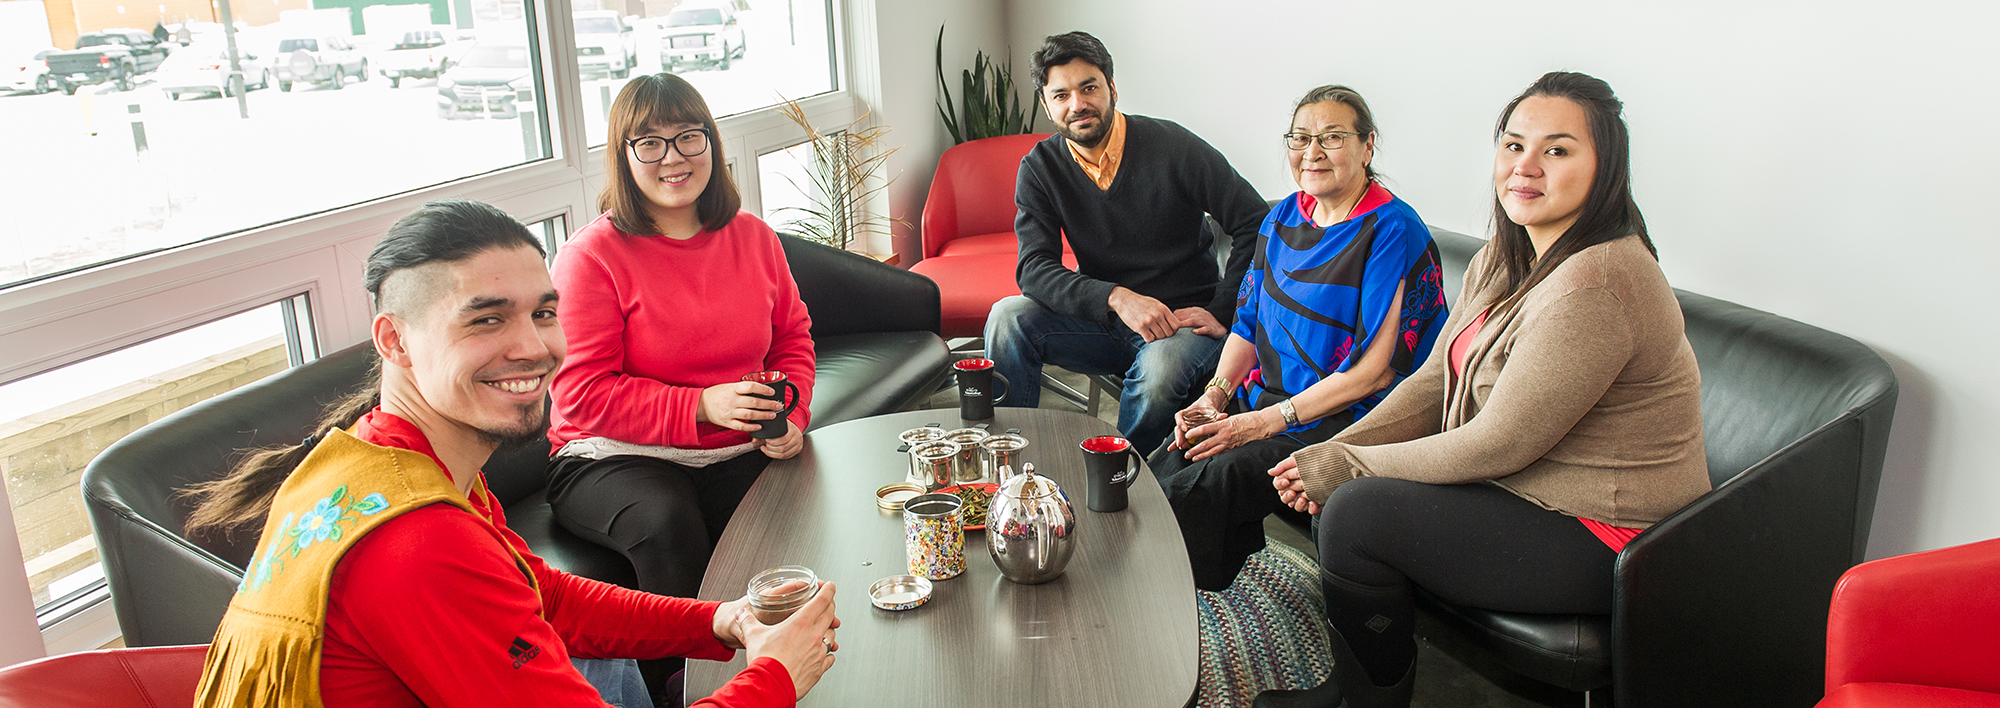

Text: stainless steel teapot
xmin=986 ymin=463 xmax=1076 ymax=584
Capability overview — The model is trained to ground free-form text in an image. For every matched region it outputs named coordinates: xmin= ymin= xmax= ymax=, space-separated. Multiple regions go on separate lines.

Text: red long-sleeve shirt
xmin=318 ymin=409 xmax=794 ymax=708
xmin=547 ymin=211 xmax=815 ymax=450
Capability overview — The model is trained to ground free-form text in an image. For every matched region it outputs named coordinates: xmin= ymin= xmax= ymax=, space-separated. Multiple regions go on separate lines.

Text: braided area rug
xmin=1194 ymin=541 xmax=1334 ymax=708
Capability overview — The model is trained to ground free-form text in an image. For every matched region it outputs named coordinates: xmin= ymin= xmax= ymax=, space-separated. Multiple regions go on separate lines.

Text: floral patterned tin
xmin=903 ymin=492 xmax=965 ymax=580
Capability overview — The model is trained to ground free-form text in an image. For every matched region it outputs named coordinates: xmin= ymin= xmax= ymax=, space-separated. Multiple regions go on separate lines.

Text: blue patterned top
xmin=1230 ymin=185 xmax=1448 ymax=432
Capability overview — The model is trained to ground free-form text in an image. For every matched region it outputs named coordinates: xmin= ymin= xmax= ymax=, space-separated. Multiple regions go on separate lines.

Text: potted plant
xmin=935 ymin=25 xmax=1039 ymax=144
xmin=769 ymin=98 xmax=903 ymax=252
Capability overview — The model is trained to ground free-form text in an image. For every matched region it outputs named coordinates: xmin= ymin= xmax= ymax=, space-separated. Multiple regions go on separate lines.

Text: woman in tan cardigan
xmin=1255 ymin=72 xmax=1710 ymax=708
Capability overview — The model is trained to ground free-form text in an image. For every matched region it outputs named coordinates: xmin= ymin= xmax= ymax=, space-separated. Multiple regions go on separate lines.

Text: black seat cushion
xmin=810 ymin=332 xmax=952 ymax=429
xmin=503 ymin=489 xmax=639 ymax=589
xmin=1416 ymin=590 xmax=1612 ymax=691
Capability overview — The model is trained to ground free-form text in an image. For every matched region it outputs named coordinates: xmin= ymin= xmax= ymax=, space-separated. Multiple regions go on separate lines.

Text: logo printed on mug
xmin=952 ymin=358 xmax=1010 ymax=421
xmin=1080 ymin=435 xmax=1140 ymax=511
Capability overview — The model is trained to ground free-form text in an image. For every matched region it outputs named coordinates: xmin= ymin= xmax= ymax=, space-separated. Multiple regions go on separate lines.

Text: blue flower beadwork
xmin=240 ymin=485 xmax=396 ymax=594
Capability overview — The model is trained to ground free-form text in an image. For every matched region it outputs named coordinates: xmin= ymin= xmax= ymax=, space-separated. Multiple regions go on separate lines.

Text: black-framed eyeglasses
xmin=1283 ymin=131 xmax=1359 ymax=151
xmin=625 ymin=128 xmax=712 ymax=163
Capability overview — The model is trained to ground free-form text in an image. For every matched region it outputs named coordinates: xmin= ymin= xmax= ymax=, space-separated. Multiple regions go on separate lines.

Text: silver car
xmin=155 ymin=44 xmax=272 ymax=99
xmin=436 ymin=44 xmax=533 ymax=119
xmin=271 ymin=35 xmax=368 ymax=91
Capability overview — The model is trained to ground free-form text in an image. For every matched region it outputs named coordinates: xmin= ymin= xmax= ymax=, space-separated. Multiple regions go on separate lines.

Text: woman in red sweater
xmin=546 ymin=73 xmax=816 ymax=600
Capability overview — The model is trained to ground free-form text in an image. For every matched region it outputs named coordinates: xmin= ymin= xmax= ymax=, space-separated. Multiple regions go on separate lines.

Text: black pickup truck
xmin=45 ymin=29 xmax=172 ymax=94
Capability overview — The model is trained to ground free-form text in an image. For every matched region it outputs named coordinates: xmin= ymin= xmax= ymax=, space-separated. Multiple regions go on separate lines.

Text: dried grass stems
xmin=771 ymin=97 xmax=903 ymax=252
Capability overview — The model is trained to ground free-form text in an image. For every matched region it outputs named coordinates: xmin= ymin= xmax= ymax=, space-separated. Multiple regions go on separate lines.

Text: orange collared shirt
xmin=1065 ymin=111 xmax=1127 ymax=191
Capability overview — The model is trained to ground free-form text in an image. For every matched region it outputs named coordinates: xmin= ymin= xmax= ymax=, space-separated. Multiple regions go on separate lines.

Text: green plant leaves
xmin=935 ymin=24 xmax=1038 ymax=145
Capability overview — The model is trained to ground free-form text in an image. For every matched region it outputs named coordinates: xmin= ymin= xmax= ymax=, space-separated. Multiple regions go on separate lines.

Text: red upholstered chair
xmin=1817 ymin=537 xmax=2000 ymax=708
xmin=909 ymin=133 xmax=1076 ymax=338
xmin=0 ymin=644 xmax=207 ymax=708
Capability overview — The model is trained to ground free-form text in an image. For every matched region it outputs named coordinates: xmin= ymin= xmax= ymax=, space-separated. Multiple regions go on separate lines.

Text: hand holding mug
xmin=1172 ymin=401 xmax=1226 ymax=451
xmin=738 ymin=582 xmax=841 ymax=700
xmin=759 ymin=423 xmax=805 ymax=459
xmin=1184 ymin=407 xmax=1285 ymax=462
xmin=697 ymin=381 xmax=785 ymax=432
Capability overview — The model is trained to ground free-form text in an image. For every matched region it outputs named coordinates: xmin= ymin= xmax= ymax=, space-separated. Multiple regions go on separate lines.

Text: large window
xmin=0 ymin=1 xmax=546 ymax=289
xmin=571 ymin=0 xmax=836 ymax=147
xmin=2 ymin=300 xmax=309 ymax=615
xmin=0 ymin=0 xmax=859 ymax=652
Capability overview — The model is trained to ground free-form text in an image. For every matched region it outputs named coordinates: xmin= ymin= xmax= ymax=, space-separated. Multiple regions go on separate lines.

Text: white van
xmin=572 ymin=10 xmax=635 ymax=78
xmin=658 ymin=0 xmax=746 ymax=72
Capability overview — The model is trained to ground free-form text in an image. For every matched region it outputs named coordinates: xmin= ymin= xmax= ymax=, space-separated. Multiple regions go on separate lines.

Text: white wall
xmin=1001 ymin=0 xmax=2000 ymax=558
xmin=851 ymin=0 xmax=1008 ymax=261
xmin=0 ymin=497 xmax=47 ymax=665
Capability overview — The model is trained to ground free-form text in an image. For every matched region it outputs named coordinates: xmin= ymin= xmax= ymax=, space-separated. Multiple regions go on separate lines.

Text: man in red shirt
xmin=186 ymin=200 xmax=837 ymax=708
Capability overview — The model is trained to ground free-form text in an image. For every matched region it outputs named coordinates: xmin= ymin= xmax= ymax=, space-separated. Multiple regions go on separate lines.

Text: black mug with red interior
xmin=952 ymin=358 xmax=1011 ymax=421
xmin=741 ymin=371 xmax=800 ymax=439
xmin=1081 ymin=435 xmax=1141 ymax=512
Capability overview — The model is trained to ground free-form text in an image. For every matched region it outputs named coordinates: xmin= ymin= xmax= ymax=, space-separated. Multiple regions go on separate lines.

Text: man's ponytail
xmin=180 ymin=362 xmax=381 ymax=542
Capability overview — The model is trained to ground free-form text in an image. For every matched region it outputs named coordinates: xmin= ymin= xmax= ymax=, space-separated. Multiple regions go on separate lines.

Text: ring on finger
xmin=822 ymin=637 xmax=833 ymax=655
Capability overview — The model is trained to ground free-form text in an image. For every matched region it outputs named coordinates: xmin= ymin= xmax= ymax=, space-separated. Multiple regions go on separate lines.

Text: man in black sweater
xmin=985 ymin=31 xmax=1266 ymax=453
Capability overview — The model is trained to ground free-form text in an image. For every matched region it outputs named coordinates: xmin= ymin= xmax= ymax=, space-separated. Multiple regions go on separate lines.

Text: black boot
xmin=1251 ymin=625 xmax=1415 ymax=708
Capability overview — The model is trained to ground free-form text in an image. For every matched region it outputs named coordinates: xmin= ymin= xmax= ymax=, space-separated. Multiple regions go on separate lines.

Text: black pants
xmin=1315 ymin=477 xmax=1617 ymax=686
xmin=547 ymin=451 xmax=770 ymax=598
xmin=1152 ymin=410 xmax=1351 ymax=593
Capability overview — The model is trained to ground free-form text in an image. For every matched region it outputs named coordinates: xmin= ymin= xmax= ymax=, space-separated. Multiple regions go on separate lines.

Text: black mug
xmin=1081 ymin=435 xmax=1141 ymax=512
xmin=741 ymin=371 xmax=800 ymax=439
xmin=953 ymin=358 xmax=1011 ymax=421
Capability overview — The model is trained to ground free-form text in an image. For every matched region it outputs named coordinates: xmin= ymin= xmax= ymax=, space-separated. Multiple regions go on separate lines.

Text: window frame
xmin=0 ymin=0 xmax=864 ymax=653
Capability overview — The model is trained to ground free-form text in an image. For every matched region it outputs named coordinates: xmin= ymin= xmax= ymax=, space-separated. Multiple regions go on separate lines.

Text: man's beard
xmin=1057 ymin=105 xmax=1113 ymax=148
xmin=475 ymin=400 xmax=549 ymax=449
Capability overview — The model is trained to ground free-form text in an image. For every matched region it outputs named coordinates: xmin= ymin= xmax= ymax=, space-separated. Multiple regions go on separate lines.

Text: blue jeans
xmin=573 ymin=657 xmax=651 ymax=707
xmin=984 ymin=295 xmax=1225 ymax=453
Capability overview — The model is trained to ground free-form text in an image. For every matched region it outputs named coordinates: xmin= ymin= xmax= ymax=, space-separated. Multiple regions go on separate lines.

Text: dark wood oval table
xmin=686 ymin=408 xmax=1199 ymax=707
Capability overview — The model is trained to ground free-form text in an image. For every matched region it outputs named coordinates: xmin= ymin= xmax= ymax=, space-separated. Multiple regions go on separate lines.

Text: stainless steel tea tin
xmin=978 ymin=433 xmax=1029 ymax=483
xmin=942 ymin=428 xmax=989 ymax=483
xmin=909 ymin=440 xmax=959 ymax=490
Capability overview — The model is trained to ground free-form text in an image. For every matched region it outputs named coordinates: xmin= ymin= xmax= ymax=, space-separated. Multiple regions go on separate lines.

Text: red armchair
xmin=1818 ymin=537 xmax=2000 ymax=707
xmin=0 ymin=644 xmax=207 ymax=708
xmin=909 ymin=133 xmax=1075 ymax=338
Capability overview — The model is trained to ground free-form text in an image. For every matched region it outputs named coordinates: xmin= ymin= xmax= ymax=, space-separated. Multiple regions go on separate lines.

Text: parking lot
xmin=0 ymin=6 xmax=833 ymax=286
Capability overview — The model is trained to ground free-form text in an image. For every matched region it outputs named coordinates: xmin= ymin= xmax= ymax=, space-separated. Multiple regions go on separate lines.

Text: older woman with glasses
xmin=545 ymin=73 xmax=816 ymax=602
xmin=1155 ymin=84 xmax=1447 ymax=594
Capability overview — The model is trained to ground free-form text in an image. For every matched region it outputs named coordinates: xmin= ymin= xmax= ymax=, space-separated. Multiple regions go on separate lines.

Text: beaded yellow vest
xmin=192 ymin=428 xmax=531 ymax=708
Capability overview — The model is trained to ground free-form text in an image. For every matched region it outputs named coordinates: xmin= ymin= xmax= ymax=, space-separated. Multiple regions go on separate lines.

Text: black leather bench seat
xmin=84 ymin=234 xmax=950 ymax=647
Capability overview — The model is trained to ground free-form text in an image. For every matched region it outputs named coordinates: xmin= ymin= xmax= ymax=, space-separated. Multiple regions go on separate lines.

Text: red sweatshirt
xmin=548 ymin=211 xmax=815 ymax=450
xmin=318 ymin=409 xmax=795 ymax=708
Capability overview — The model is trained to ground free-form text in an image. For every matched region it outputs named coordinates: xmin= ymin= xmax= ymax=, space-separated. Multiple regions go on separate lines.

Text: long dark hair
xmin=1479 ymin=71 xmax=1654 ymax=315
xmin=599 ymin=73 xmax=741 ymax=235
xmin=181 ymin=200 xmax=543 ymax=541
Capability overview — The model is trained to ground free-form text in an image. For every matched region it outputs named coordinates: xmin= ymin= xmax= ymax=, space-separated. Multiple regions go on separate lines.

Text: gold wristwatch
xmin=1204 ymin=376 xmax=1232 ymax=395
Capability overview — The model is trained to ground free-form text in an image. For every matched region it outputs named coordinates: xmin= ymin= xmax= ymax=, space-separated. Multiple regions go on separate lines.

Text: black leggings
xmin=547 ymin=452 xmax=770 ymax=598
xmin=1316 ymin=478 xmax=1616 ymax=686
